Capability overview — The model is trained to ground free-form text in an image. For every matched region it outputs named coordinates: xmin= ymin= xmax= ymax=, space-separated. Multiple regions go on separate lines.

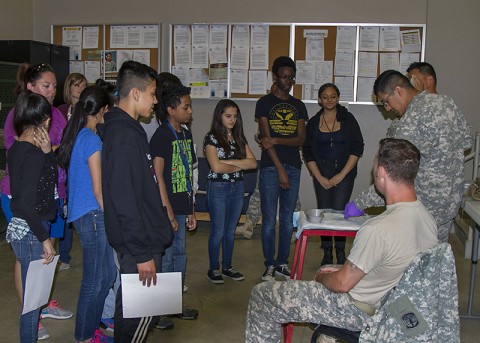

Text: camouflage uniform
xmin=246 ymin=280 xmax=368 ymax=343
xmin=360 ymin=243 xmax=459 ymax=342
xmin=355 ymin=92 xmax=472 ymax=243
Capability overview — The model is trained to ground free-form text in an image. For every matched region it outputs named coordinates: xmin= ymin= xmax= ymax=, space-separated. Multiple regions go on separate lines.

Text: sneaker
xmin=275 ymin=264 xmax=291 ymax=279
xmin=90 ymin=329 xmax=113 ymax=343
xmin=41 ymin=300 xmax=73 ymax=319
xmin=155 ymin=316 xmax=174 ymax=330
xmin=58 ymin=262 xmax=70 ymax=271
xmin=222 ymin=267 xmax=245 ymax=281
xmin=38 ymin=321 xmax=50 ymax=340
xmin=262 ymin=265 xmax=275 ymax=282
xmin=100 ymin=317 xmax=114 ymax=332
xmin=175 ymin=306 xmax=198 ymax=320
xmin=207 ymin=270 xmax=224 ymax=284
xmin=183 ymin=285 xmax=188 ymax=293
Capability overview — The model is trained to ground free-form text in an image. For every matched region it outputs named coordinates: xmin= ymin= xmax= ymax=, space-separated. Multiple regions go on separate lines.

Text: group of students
xmin=3 ymin=59 xmax=259 ymax=342
xmin=4 ymin=53 xmax=471 ymax=343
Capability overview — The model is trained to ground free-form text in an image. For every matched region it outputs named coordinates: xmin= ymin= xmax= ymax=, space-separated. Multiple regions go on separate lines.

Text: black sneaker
xmin=155 ymin=316 xmax=174 ymax=330
xmin=222 ymin=267 xmax=245 ymax=281
xmin=261 ymin=265 xmax=275 ymax=282
xmin=275 ymin=264 xmax=291 ymax=279
xmin=207 ymin=270 xmax=224 ymax=284
xmin=175 ymin=306 xmax=198 ymax=320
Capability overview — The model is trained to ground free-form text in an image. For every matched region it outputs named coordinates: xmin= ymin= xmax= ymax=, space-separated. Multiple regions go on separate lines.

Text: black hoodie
xmin=97 ymin=106 xmax=173 ymax=263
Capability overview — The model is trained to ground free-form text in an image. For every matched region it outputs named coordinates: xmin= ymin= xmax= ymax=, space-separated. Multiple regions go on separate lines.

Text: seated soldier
xmin=245 ymin=138 xmax=438 ymax=343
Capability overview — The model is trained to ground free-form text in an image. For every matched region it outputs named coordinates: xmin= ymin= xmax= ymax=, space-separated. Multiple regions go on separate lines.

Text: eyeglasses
xmin=381 ymin=90 xmax=394 ymax=107
xmin=276 ymin=74 xmax=296 ymax=82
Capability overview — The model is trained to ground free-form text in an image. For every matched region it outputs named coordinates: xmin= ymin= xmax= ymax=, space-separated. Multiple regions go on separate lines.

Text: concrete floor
xmin=1 ymin=221 xmax=480 ymax=342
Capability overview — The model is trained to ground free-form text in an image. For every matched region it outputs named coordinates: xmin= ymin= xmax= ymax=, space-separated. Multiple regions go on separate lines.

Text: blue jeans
xmin=259 ymin=164 xmax=301 ymax=267
xmin=162 ymin=214 xmax=187 ymax=287
xmin=313 ymin=160 xmax=355 ymax=249
xmin=10 ymin=231 xmax=45 ymax=343
xmin=207 ymin=181 xmax=244 ymax=271
xmin=73 ymin=210 xmax=116 ymax=341
xmin=101 ymin=265 xmax=120 ymax=319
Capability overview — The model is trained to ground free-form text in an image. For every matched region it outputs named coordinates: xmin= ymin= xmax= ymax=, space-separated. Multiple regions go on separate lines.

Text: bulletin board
xmin=51 ymin=24 xmax=160 ymax=84
xmin=169 ymin=22 xmax=425 ymax=104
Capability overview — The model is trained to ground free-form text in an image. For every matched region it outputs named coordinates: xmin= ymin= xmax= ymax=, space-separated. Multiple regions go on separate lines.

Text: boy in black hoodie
xmin=98 ymin=60 xmax=173 ymax=343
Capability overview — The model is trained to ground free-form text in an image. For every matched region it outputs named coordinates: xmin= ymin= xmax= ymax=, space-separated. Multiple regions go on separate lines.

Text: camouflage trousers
xmin=245 ymin=173 xmax=302 ymax=225
xmin=246 ymin=280 xmax=368 ymax=343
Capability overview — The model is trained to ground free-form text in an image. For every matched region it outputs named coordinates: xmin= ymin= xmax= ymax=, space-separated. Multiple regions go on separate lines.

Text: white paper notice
xmin=174 ymin=25 xmax=192 ymax=67
xmin=191 ymin=25 xmax=209 ymax=68
xmin=248 ymin=70 xmax=267 ymax=95
xmin=231 ymin=25 xmax=250 ymax=70
xmin=209 ymin=25 xmax=227 ymax=64
xmin=358 ymin=52 xmax=378 ymax=77
xmin=296 ymin=60 xmax=315 ymax=85
xmin=133 ymin=50 xmax=150 ymax=65
xmin=142 ymin=25 xmax=159 ymax=48
xmin=117 ymin=50 xmax=133 ymax=71
xmin=401 ymin=29 xmax=421 ymax=53
xmin=334 ymin=51 xmax=354 ymax=76
xmin=359 ymin=26 xmax=379 ymax=52
xmin=22 ymin=256 xmax=59 ymax=314
xmin=379 ymin=53 xmax=400 ymax=74
xmin=230 ymin=69 xmax=248 ymax=93
xmin=306 ymin=39 xmax=324 ymax=61
xmin=399 ymin=53 xmax=420 ymax=73
xmin=62 ymin=26 xmax=82 ymax=46
xmin=379 ymin=26 xmax=401 ymax=51
xmin=250 ymin=25 xmax=269 ymax=70
xmin=210 ymin=80 xmax=228 ymax=98
xmin=121 ymin=272 xmax=182 ymax=318
xmin=335 ymin=76 xmax=354 ymax=102
xmin=83 ymin=26 xmax=99 ymax=49
xmin=126 ymin=26 xmax=143 ymax=48
xmin=172 ymin=66 xmax=189 ymax=86
xmin=69 ymin=61 xmax=84 ymax=74
xmin=357 ymin=77 xmax=377 ymax=102
xmin=85 ymin=61 xmax=101 ymax=83
xmin=110 ymin=26 xmax=127 ymax=49
xmin=315 ymin=61 xmax=333 ymax=86
xmin=69 ymin=45 xmax=82 ymax=61
xmin=336 ymin=26 xmax=357 ymax=51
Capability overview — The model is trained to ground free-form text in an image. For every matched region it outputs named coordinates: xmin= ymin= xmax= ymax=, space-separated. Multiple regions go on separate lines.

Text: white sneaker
xmin=261 ymin=265 xmax=275 ymax=282
xmin=183 ymin=285 xmax=188 ymax=293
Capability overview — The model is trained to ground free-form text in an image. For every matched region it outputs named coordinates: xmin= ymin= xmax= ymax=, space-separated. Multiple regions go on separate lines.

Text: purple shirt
xmin=0 ymin=106 xmax=67 ymax=198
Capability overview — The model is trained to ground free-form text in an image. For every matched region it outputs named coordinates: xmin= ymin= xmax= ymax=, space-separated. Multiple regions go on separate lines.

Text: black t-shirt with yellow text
xmin=255 ymin=93 xmax=308 ymax=169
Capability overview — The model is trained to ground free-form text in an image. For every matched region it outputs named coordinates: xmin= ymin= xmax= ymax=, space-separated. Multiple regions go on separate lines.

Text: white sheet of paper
xmin=62 ymin=26 xmax=82 ymax=46
xmin=126 ymin=26 xmax=143 ymax=48
xmin=250 ymin=25 xmax=269 ymax=70
xmin=336 ymin=26 xmax=356 ymax=51
xmin=83 ymin=26 xmax=99 ymax=49
xmin=133 ymin=50 xmax=150 ymax=65
xmin=359 ymin=26 xmax=379 ymax=52
xmin=69 ymin=61 xmax=84 ymax=74
xmin=22 ymin=256 xmax=59 ymax=315
xmin=84 ymin=61 xmax=101 ymax=83
xmin=315 ymin=61 xmax=333 ymax=86
xmin=334 ymin=51 xmax=354 ymax=76
xmin=358 ymin=52 xmax=378 ymax=77
xmin=379 ymin=53 xmax=400 ymax=74
xmin=192 ymin=24 xmax=209 ymax=68
xmin=231 ymin=25 xmax=250 ymax=70
xmin=379 ymin=26 xmax=401 ymax=51
xmin=296 ymin=60 xmax=315 ymax=85
xmin=357 ymin=77 xmax=377 ymax=102
xmin=334 ymin=76 xmax=354 ymax=102
xmin=306 ymin=38 xmax=324 ymax=61
xmin=248 ymin=70 xmax=267 ymax=95
xmin=209 ymin=25 xmax=228 ymax=64
xmin=399 ymin=53 xmax=420 ymax=73
xmin=121 ymin=272 xmax=182 ymax=318
xmin=110 ymin=26 xmax=127 ymax=49
xmin=230 ymin=69 xmax=248 ymax=93
xmin=142 ymin=25 xmax=159 ymax=48
xmin=174 ymin=25 xmax=192 ymax=67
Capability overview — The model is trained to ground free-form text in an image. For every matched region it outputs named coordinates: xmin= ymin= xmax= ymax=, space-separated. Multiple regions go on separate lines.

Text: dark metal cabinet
xmin=0 ymin=40 xmax=69 ymax=106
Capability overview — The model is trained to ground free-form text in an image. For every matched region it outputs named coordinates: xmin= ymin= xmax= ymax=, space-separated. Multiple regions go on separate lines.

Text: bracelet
xmin=170 ymin=218 xmax=176 ymax=223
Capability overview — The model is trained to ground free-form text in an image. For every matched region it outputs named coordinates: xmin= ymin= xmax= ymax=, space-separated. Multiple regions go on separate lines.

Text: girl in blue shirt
xmin=57 ymin=86 xmax=115 ymax=343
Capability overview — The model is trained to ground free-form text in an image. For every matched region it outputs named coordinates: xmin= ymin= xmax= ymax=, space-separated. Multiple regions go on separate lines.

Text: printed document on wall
xmin=174 ymin=25 xmax=192 ymax=67
xmin=250 ymin=25 xmax=269 ymax=70
xmin=231 ymin=25 xmax=250 ymax=70
xmin=191 ymin=25 xmax=209 ymax=68
xmin=83 ymin=26 xmax=99 ymax=49
xmin=359 ymin=26 xmax=379 ymax=52
xmin=336 ymin=26 xmax=356 ymax=51
xmin=379 ymin=26 xmax=401 ymax=51
xmin=209 ymin=25 xmax=227 ymax=64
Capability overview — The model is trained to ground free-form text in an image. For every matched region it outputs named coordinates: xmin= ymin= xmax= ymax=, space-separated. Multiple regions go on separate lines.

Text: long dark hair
xmin=209 ymin=99 xmax=247 ymax=158
xmin=57 ymin=86 xmax=113 ymax=170
xmin=13 ymin=91 xmax=51 ymax=136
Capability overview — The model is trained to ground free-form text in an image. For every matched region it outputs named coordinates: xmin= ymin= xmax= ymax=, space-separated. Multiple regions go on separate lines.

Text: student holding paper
xmin=57 ymin=85 xmax=116 ymax=343
xmin=98 ymin=61 xmax=173 ymax=342
xmin=5 ymin=91 xmax=57 ymax=343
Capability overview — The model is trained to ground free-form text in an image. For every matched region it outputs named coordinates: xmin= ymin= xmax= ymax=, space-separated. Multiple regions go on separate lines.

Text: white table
xmin=461 ymin=198 xmax=480 ymax=319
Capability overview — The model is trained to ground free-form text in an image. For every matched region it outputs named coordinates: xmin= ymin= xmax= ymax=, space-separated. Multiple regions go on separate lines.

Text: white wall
xmin=0 ymin=0 xmax=33 ymax=40
xmin=29 ymin=0 xmax=479 ymax=210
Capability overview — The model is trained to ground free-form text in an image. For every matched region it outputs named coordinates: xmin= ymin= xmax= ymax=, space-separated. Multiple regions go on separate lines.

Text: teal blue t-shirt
xmin=67 ymin=128 xmax=102 ymax=223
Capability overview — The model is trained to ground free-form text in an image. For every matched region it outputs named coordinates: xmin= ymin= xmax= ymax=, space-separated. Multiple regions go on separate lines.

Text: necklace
xmin=321 ymin=114 xmax=336 ymax=147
